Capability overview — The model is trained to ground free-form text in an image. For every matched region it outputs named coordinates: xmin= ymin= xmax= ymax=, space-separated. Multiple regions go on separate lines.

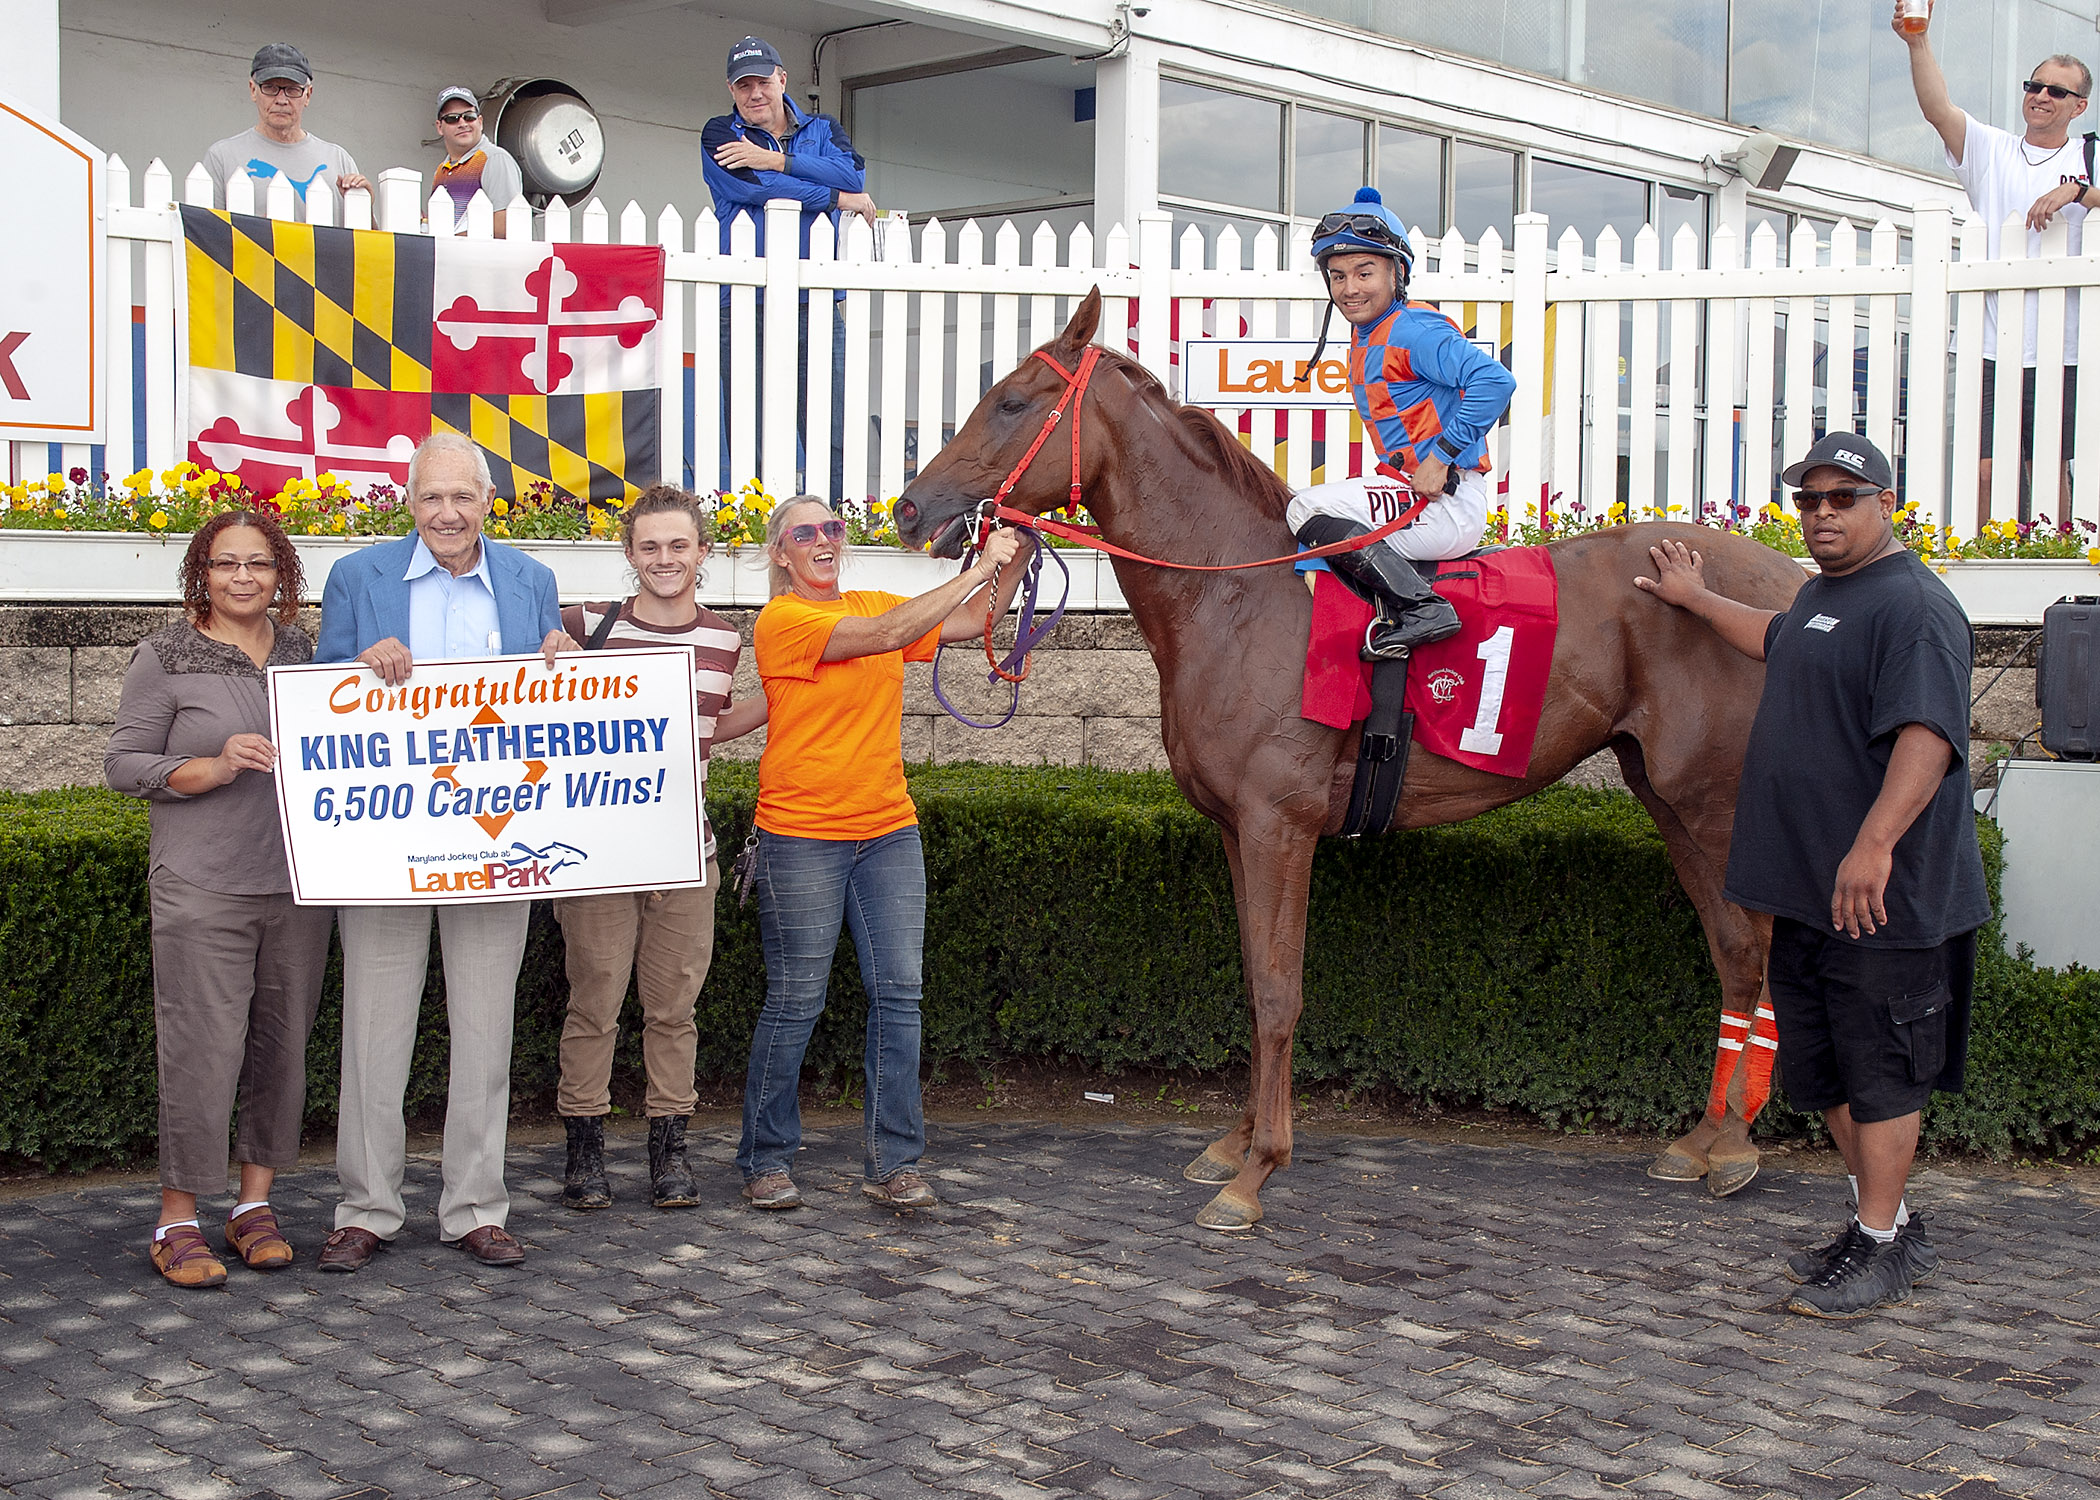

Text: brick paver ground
xmin=1 ymin=1122 xmax=2095 ymax=1499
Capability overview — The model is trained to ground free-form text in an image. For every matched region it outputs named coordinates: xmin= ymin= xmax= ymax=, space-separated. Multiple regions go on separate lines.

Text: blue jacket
xmin=1349 ymin=300 xmax=1517 ymax=477
xmin=315 ymin=535 xmax=561 ymax=663
xmin=701 ymin=97 xmax=865 ymax=259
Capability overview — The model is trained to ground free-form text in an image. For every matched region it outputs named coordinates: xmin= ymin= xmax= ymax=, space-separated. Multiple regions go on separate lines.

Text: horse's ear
xmin=1059 ymin=287 xmax=1103 ymax=350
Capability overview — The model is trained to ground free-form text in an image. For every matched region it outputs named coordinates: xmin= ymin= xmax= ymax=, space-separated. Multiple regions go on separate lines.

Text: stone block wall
xmin=0 ymin=603 xmax=2047 ymax=794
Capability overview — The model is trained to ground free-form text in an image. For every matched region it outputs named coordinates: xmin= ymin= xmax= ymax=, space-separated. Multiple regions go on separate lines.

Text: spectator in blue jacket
xmin=702 ymin=36 xmax=875 ymax=499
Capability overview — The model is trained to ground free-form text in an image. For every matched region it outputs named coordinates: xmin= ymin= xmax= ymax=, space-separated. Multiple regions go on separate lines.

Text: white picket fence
xmin=13 ymin=154 xmax=2100 ymax=540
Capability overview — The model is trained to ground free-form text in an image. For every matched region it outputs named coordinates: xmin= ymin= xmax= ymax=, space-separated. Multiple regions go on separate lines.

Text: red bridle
xmin=975 ymin=345 xmax=1431 ymax=570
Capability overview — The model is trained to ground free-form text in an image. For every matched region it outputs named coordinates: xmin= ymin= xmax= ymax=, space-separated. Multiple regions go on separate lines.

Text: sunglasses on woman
xmin=1790 ymin=485 xmax=1883 ymax=513
xmin=786 ymin=519 xmax=847 ymax=545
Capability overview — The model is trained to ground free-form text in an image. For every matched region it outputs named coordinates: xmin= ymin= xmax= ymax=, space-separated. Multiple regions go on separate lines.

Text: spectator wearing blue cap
xmin=203 ymin=43 xmax=369 ymax=219
xmin=702 ymin=36 xmax=874 ymax=498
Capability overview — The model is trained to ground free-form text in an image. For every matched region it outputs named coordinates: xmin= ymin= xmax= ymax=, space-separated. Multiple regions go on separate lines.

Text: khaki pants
xmin=150 ymin=870 xmax=334 ymax=1195
xmin=555 ymin=858 xmax=719 ymax=1119
xmin=334 ymin=901 xmax=530 ymax=1242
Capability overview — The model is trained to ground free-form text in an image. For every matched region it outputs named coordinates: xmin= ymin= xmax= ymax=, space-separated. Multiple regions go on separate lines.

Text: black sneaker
xmin=1785 ymin=1222 xmax=1915 ymax=1318
xmin=1786 ymin=1212 xmax=1937 ymax=1286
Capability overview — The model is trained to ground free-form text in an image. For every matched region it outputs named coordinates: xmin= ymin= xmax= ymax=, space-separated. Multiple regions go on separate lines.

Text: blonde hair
xmin=764 ymin=495 xmax=846 ymax=597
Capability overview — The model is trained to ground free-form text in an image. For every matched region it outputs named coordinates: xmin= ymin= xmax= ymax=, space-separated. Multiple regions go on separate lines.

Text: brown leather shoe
xmin=455 ymin=1225 xmax=526 ymax=1266
xmin=862 ymin=1171 xmax=937 ymax=1209
xmin=316 ymin=1226 xmax=386 ymax=1274
xmin=150 ymin=1224 xmax=228 ymax=1289
xmin=224 ymin=1205 xmax=294 ymax=1270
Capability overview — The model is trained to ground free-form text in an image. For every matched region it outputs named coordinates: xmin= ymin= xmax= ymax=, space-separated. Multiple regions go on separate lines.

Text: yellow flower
xmin=159 ymin=462 xmax=195 ymax=488
xmin=305 ymin=523 xmax=321 ymax=535
xmin=315 ymin=471 xmax=339 ymax=490
xmin=332 ymin=513 xmax=349 ymax=532
xmin=147 ymin=510 xmax=168 ymax=529
xmin=124 ymin=467 xmax=155 ymax=493
xmin=491 ymin=497 xmax=510 ymax=517
xmin=44 ymin=473 xmax=67 ymax=494
xmin=183 ymin=478 xmax=207 ymax=498
xmin=2088 ymin=546 xmax=2100 ymax=566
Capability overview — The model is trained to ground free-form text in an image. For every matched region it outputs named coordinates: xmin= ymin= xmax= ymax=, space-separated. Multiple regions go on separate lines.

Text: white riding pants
xmin=1286 ymin=470 xmax=1490 ymax=562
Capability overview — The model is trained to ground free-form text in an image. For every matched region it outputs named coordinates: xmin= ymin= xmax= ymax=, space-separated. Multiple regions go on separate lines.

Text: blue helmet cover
xmin=1312 ymin=186 xmax=1414 ymax=272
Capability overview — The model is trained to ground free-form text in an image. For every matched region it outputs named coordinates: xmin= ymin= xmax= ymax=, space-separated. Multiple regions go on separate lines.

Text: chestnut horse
xmin=896 ymin=291 xmax=1806 ymax=1229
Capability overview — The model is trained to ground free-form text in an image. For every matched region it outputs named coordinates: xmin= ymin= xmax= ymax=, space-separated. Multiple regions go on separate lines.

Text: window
xmin=1529 ymin=160 xmax=1649 ymax=249
xmin=1452 ymin=142 xmax=1517 ymax=243
xmin=1160 ymin=81 xmax=1282 ymax=212
xmin=1294 ymin=110 xmax=1367 ymax=219
xmin=1376 ymin=126 xmax=1444 ymax=239
xmin=849 ymin=55 xmax=1094 ymax=219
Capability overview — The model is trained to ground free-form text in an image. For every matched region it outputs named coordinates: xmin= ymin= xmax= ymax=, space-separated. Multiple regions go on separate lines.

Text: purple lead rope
xmin=929 ymin=525 xmax=1071 ymax=730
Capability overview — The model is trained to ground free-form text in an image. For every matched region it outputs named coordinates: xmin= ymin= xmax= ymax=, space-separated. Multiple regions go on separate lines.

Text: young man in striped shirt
xmin=554 ymin=486 xmax=765 ymax=1209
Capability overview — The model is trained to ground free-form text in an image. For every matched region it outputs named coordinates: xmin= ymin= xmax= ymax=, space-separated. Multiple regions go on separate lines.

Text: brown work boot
xmin=224 ymin=1205 xmax=294 ymax=1270
xmin=862 ymin=1171 xmax=936 ymax=1209
xmin=150 ymin=1224 xmax=228 ymax=1289
xmin=741 ymin=1171 xmax=802 ymax=1210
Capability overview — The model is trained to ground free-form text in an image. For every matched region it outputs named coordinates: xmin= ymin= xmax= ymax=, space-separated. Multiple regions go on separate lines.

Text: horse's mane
xmin=1089 ymin=345 xmax=1295 ymax=522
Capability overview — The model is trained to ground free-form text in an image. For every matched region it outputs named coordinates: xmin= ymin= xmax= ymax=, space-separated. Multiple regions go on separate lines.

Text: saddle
xmin=1337 ymin=547 xmax=1503 ymax=838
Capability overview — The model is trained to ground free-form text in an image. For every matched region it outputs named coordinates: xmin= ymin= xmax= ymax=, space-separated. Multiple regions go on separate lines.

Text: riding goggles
xmin=1311 ymin=211 xmax=1414 ymax=268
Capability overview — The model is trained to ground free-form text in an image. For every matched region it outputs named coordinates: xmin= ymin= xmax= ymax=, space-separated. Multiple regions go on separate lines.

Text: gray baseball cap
xmin=727 ymin=36 xmax=785 ymax=82
xmin=436 ymin=85 xmax=478 ymax=113
xmin=1780 ymin=432 xmax=1894 ymax=490
xmin=249 ymin=43 xmax=313 ymax=87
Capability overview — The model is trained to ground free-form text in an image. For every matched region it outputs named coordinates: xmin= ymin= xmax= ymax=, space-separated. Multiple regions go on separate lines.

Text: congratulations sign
xmin=269 ymin=647 xmax=704 ymax=906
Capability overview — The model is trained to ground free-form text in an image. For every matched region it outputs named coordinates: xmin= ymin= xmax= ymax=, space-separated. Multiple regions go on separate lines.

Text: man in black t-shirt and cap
xmin=1636 ymin=432 xmax=1990 ymax=1318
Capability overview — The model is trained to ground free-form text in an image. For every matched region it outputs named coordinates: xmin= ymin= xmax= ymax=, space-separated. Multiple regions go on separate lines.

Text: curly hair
xmin=620 ymin=484 xmax=716 ymax=547
xmin=178 ymin=510 xmax=305 ymax=625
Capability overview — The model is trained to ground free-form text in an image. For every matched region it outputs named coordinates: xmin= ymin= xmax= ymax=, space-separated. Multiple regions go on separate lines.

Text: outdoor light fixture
xmin=1712 ymin=131 xmax=1801 ymax=192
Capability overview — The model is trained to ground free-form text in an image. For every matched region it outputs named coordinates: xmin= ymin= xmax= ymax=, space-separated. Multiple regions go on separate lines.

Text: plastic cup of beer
xmin=1897 ymin=0 xmax=1928 ymax=34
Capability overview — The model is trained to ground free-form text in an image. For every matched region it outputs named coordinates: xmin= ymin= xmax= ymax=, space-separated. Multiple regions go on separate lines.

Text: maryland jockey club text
xmin=324 ymin=664 xmax=646 ymax=720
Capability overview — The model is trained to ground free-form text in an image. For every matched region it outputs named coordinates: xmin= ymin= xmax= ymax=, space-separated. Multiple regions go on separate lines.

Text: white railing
xmin=12 ymin=155 xmax=2100 ymax=541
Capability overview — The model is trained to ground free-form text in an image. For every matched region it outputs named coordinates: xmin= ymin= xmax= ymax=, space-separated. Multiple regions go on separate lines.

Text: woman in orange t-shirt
xmin=736 ymin=496 xmax=1030 ymax=1212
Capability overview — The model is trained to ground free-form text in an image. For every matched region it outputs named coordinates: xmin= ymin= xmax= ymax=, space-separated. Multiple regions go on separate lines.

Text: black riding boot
xmin=647 ymin=1116 xmax=699 ymax=1209
xmin=1294 ymin=515 xmax=1461 ymax=658
xmin=562 ymin=1115 xmax=612 ymax=1211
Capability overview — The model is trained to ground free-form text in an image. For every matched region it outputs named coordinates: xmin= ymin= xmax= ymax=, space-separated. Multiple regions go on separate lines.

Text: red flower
xmin=68 ymin=467 xmax=88 ymax=485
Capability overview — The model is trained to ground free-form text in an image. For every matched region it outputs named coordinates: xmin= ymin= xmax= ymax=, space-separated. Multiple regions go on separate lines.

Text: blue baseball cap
xmin=727 ymin=36 xmax=785 ymax=82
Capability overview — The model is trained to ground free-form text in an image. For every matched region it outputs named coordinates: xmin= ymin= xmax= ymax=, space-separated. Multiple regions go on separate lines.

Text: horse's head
xmin=896 ymin=288 xmax=1106 ymax=557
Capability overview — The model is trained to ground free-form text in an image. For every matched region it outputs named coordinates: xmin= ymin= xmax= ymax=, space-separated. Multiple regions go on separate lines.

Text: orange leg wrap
xmin=1705 ymin=1011 xmax=1751 ymax=1120
xmin=1740 ymin=998 xmax=1779 ymax=1122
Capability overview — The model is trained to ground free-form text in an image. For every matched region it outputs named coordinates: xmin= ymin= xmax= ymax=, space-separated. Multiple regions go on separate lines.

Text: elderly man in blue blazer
xmin=313 ymin=432 xmax=574 ymax=1273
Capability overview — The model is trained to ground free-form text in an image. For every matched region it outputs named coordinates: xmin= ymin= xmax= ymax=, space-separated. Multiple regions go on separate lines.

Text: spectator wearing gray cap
xmin=431 ymin=86 xmax=524 ymax=236
xmin=702 ymin=36 xmax=874 ymax=498
xmin=203 ymin=43 xmax=369 ymax=219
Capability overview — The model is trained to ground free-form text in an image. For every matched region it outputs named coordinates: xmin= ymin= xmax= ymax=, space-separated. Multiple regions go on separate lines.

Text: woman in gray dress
xmin=106 ymin=509 xmax=334 ymax=1288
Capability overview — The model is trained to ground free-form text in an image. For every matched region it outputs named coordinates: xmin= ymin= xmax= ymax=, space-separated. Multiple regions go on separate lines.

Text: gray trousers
xmin=150 ymin=870 xmax=334 ymax=1195
xmin=334 ymin=901 xmax=529 ymax=1242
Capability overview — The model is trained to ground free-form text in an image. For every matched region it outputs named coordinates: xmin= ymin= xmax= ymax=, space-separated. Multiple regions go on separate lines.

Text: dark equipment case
xmin=2037 ymin=596 xmax=2100 ymax=760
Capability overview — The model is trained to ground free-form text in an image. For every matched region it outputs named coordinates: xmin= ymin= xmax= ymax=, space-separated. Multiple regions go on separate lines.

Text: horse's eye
xmin=999 ymin=398 xmax=1028 ymax=415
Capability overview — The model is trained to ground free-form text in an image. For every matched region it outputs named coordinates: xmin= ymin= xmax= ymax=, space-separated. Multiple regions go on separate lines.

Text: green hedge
xmin=3 ymin=768 xmax=2095 ymax=1172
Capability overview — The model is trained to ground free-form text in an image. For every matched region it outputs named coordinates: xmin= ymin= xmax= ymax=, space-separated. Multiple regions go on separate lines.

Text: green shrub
xmin=2 ymin=769 xmax=2094 ymax=1172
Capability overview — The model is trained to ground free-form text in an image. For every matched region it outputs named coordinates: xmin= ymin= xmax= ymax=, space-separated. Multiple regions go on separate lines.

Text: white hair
xmin=407 ymin=431 xmax=493 ymax=497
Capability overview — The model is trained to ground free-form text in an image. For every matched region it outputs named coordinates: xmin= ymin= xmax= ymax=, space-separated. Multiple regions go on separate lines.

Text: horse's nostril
xmin=895 ymin=499 xmax=918 ymax=524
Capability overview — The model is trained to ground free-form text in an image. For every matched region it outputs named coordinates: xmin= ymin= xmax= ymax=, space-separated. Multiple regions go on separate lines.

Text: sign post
xmin=269 ymin=647 xmax=706 ymax=906
xmin=0 ymin=89 xmax=105 ymax=445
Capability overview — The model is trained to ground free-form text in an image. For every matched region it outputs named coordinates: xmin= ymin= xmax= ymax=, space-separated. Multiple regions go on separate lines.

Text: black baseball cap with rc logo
xmin=1780 ymin=432 xmax=1894 ymax=490
xmin=727 ymin=36 xmax=784 ymax=81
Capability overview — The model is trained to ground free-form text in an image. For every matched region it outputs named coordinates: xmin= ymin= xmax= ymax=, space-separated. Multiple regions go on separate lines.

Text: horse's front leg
xmin=1194 ymin=814 xmax=1318 ymax=1231
xmin=1186 ymin=828 xmax=1256 ymax=1185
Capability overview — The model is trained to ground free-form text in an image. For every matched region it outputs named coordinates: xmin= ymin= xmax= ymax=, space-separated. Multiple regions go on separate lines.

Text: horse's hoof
xmin=1646 ymin=1145 xmax=1709 ymax=1182
xmin=1705 ymin=1141 xmax=1761 ymax=1198
xmin=1183 ymin=1146 xmax=1245 ymax=1184
xmin=1194 ymin=1190 xmax=1262 ymax=1231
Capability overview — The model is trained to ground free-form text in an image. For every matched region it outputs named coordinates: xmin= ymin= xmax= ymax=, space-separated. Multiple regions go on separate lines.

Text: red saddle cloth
xmin=1299 ymin=546 xmax=1559 ymax=779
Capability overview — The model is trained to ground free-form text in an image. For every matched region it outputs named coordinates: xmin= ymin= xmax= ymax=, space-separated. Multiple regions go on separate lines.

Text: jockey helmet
xmin=1311 ymin=186 xmax=1415 ymax=281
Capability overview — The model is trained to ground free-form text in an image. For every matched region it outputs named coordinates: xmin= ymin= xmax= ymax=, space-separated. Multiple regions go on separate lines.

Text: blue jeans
xmin=736 ymin=825 xmax=927 ymax=1183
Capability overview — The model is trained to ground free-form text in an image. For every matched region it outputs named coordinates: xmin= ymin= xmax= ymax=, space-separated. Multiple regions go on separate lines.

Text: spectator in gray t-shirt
xmin=203 ymin=42 xmax=369 ymax=218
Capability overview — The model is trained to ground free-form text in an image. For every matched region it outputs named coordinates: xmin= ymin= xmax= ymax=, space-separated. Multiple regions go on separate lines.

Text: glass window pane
xmin=1452 ymin=142 xmax=1516 ymax=243
xmin=1376 ymin=125 xmax=1443 ymax=240
xmin=1579 ymin=0 xmax=1726 ymax=117
xmin=1731 ymin=0 xmax=1871 ymax=154
xmin=1160 ymin=80 xmax=1282 ymax=212
xmin=1660 ymin=184 xmax=1707 ymax=268
xmin=1293 ymin=109 xmax=1365 ymax=218
xmin=851 ymin=58 xmax=1094 ymax=217
xmin=1528 ymin=160 xmax=1648 ymax=248
xmin=1267 ymin=1 xmax=1567 ymax=80
xmin=1171 ymin=211 xmax=1280 ymax=270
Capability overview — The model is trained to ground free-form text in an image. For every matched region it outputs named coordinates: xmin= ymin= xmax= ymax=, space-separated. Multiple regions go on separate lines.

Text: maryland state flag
xmin=180 ymin=207 xmax=662 ymax=502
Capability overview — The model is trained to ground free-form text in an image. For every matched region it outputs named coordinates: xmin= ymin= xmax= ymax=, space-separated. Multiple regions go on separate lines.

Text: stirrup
xmin=1361 ymin=619 xmax=1412 ymax=662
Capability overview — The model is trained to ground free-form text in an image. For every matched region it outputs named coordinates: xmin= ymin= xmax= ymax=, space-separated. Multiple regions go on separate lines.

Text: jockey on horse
xmin=1287 ymin=186 xmax=1518 ymax=660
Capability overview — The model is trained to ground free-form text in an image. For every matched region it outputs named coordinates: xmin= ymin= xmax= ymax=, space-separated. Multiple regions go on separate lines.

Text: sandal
xmin=225 ymin=1205 xmax=294 ymax=1270
xmin=150 ymin=1224 xmax=228 ymax=1289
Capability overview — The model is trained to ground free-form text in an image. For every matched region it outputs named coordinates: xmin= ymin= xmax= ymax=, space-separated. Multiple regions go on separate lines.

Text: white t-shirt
xmin=1949 ymin=113 xmax=2088 ymax=365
